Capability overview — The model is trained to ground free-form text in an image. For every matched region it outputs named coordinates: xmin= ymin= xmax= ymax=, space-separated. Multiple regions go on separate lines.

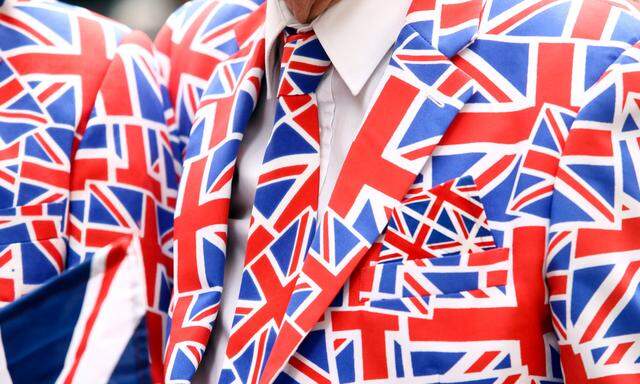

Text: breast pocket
xmin=0 ymin=201 xmax=66 ymax=305
xmin=355 ymin=175 xmax=512 ymax=317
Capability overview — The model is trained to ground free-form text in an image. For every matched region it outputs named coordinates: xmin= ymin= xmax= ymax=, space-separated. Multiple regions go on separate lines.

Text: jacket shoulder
xmin=2 ymin=0 xmax=132 ymax=53
xmin=155 ymin=0 xmax=264 ymax=69
xmin=155 ymin=0 xmax=264 ymax=115
xmin=479 ymin=0 xmax=640 ymax=46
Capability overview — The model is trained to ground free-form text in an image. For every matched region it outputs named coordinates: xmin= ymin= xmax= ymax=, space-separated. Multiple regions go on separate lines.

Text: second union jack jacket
xmin=0 ymin=0 xmax=177 ymax=381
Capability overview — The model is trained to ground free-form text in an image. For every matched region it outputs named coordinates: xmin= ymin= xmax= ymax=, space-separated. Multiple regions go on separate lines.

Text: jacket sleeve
xmin=548 ymin=41 xmax=640 ymax=383
xmin=67 ymin=30 xmax=178 ymax=382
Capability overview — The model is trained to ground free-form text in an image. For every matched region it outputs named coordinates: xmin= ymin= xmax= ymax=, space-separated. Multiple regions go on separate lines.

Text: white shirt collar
xmin=264 ymin=0 xmax=411 ymax=97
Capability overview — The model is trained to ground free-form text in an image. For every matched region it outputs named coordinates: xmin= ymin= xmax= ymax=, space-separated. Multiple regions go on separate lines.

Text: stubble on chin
xmin=283 ymin=0 xmax=340 ymax=23
xmin=308 ymin=0 xmax=339 ymax=21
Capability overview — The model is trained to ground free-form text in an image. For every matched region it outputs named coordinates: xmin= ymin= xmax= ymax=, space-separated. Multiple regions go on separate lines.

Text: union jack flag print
xmin=379 ymin=175 xmax=496 ymax=263
xmin=0 ymin=0 xmax=176 ymax=380
xmin=157 ymin=0 xmax=640 ymax=382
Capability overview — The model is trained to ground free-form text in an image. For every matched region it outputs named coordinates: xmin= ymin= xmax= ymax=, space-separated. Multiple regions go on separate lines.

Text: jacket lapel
xmin=165 ymin=6 xmax=268 ymax=381
xmin=259 ymin=0 xmax=484 ymax=382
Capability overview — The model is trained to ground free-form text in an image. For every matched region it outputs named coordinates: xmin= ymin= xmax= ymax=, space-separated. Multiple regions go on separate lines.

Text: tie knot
xmin=277 ymin=28 xmax=331 ymax=96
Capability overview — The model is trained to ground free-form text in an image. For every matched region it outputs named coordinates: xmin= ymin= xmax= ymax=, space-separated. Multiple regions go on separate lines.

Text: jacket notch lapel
xmin=259 ymin=1 xmax=484 ymax=382
xmin=165 ymin=10 xmax=267 ymax=380
xmin=175 ymin=32 xmax=266 ymax=287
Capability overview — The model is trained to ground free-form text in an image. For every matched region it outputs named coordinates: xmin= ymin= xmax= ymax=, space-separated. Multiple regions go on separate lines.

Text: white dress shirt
xmin=193 ymin=0 xmax=411 ymax=382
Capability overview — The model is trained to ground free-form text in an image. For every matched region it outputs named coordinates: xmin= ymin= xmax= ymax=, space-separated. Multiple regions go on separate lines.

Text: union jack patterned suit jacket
xmin=0 ymin=0 xmax=177 ymax=380
xmin=157 ymin=0 xmax=640 ymax=382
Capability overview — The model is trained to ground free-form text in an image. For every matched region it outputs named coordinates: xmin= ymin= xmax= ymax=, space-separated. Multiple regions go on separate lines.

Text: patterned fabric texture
xmin=0 ymin=0 xmax=177 ymax=381
xmin=5 ymin=0 xmax=640 ymax=383
xmin=156 ymin=0 xmax=640 ymax=383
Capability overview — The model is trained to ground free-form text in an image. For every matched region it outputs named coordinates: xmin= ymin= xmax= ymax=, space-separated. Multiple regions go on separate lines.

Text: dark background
xmin=62 ymin=0 xmax=185 ymax=36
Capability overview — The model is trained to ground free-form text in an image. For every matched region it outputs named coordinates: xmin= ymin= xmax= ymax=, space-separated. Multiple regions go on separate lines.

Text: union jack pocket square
xmin=356 ymin=176 xmax=512 ymax=316
xmin=0 ymin=237 xmax=152 ymax=384
xmin=381 ymin=175 xmax=497 ymax=262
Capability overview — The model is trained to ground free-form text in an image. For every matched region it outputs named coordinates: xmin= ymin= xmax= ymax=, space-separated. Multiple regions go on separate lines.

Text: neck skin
xmin=283 ymin=0 xmax=341 ymax=23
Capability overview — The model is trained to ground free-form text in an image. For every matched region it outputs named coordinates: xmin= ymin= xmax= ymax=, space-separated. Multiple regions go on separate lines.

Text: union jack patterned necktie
xmin=222 ymin=28 xmax=331 ymax=376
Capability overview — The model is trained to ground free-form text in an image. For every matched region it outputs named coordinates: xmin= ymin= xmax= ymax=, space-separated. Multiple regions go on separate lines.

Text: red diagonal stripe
xmin=465 ymin=350 xmax=500 ymax=373
xmin=581 ymin=261 xmax=640 ymax=343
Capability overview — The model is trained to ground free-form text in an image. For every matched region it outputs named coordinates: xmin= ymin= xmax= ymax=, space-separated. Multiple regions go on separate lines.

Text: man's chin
xmin=283 ymin=0 xmax=313 ymax=23
xmin=283 ymin=0 xmax=341 ymax=24
xmin=308 ymin=0 xmax=340 ymax=21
